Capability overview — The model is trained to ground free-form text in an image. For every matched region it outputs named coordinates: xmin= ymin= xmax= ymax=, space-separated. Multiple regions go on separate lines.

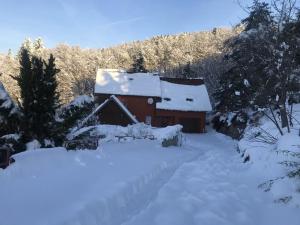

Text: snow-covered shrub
xmin=26 ymin=139 xmax=41 ymax=151
xmin=153 ymin=125 xmax=183 ymax=147
xmin=0 ymin=133 xmax=26 ymax=154
xmin=0 ymin=82 xmax=24 ymax=153
xmin=68 ymin=123 xmax=183 ymax=148
xmin=55 ymin=95 xmax=94 ymax=143
xmin=238 ymin=104 xmax=300 ymax=205
xmin=212 ymin=111 xmax=248 ymax=139
xmin=0 ymin=82 xmax=21 ymax=137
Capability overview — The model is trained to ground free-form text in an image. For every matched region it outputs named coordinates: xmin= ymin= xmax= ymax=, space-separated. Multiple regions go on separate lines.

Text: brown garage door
xmin=179 ymin=118 xmax=202 ymax=133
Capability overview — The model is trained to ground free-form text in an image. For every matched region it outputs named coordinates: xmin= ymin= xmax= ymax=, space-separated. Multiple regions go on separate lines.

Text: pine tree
xmin=242 ymin=0 xmax=273 ymax=31
xmin=13 ymin=49 xmax=34 ymax=140
xmin=182 ymin=62 xmax=197 ymax=78
xmin=215 ymin=0 xmax=274 ymax=111
xmin=215 ymin=0 xmax=300 ymax=135
xmin=129 ymin=51 xmax=148 ymax=73
xmin=30 ymin=54 xmax=60 ymax=142
xmin=58 ymin=95 xmax=94 ymax=130
xmin=40 ymin=54 xmax=60 ymax=141
xmin=0 ymin=81 xmax=21 ymax=136
xmin=269 ymin=8 xmax=300 ymax=130
xmin=14 ymin=49 xmax=60 ymax=144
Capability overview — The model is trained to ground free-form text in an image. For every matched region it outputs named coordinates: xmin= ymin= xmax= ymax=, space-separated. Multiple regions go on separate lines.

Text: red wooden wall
xmin=95 ymin=94 xmax=206 ymax=133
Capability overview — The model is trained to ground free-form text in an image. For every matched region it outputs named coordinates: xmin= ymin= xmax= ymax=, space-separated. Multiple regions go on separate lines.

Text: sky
xmin=0 ymin=0 xmax=253 ymax=53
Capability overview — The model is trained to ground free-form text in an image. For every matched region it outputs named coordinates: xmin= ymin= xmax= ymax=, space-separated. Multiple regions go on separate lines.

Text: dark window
xmin=163 ymin=97 xmax=171 ymax=101
xmin=186 ymin=98 xmax=193 ymax=102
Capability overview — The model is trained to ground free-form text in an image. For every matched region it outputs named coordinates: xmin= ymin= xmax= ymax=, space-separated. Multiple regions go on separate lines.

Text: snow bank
xmin=26 ymin=139 xmax=41 ymax=150
xmin=0 ymin=140 xmax=197 ymax=225
xmin=152 ymin=124 xmax=182 ymax=141
xmin=70 ymin=123 xmax=183 ymax=146
xmin=238 ymin=104 xmax=300 ymax=206
xmin=123 ymin=133 xmax=300 ymax=225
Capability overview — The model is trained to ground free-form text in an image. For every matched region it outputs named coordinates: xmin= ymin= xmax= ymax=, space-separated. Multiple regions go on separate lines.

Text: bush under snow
xmin=69 ymin=123 xmax=183 ymax=147
xmin=238 ymin=104 xmax=300 ymax=206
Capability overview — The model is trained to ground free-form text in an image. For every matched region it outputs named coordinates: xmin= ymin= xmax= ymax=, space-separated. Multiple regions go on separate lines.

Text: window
xmin=145 ymin=116 xmax=152 ymax=125
xmin=163 ymin=97 xmax=171 ymax=101
xmin=186 ymin=98 xmax=193 ymax=102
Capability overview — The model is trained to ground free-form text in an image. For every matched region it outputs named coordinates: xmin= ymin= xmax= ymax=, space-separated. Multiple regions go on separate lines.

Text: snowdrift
xmin=238 ymin=104 xmax=300 ymax=206
xmin=0 ymin=140 xmax=197 ymax=225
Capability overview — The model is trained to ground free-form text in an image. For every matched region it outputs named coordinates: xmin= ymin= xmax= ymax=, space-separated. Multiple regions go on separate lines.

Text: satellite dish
xmin=147 ymin=98 xmax=154 ymax=105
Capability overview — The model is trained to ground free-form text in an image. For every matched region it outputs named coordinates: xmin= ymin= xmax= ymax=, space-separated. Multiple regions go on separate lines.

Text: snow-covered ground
xmin=0 ymin=139 xmax=197 ymax=225
xmin=239 ymin=104 xmax=300 ymax=208
xmin=124 ymin=133 xmax=299 ymax=225
xmin=0 ymin=131 xmax=299 ymax=225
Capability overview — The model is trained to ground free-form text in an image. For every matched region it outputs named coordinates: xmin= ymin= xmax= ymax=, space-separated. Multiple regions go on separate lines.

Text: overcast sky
xmin=0 ymin=0 xmax=254 ymax=53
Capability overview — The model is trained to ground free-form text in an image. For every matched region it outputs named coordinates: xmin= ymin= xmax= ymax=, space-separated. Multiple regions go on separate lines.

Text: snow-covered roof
xmin=95 ymin=69 xmax=161 ymax=97
xmin=156 ymin=81 xmax=212 ymax=112
xmin=94 ymin=69 xmax=212 ymax=112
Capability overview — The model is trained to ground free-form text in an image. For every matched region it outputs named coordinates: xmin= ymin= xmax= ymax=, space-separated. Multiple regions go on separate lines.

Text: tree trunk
xmin=289 ymin=103 xmax=293 ymax=127
xmin=268 ymin=107 xmax=284 ymax=136
xmin=278 ymin=76 xmax=290 ymax=132
xmin=280 ymin=107 xmax=289 ymax=130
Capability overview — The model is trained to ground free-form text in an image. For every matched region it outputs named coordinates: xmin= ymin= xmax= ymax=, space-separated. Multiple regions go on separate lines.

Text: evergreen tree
xmin=58 ymin=95 xmax=94 ymax=130
xmin=215 ymin=0 xmax=300 ymax=134
xmin=129 ymin=51 xmax=148 ymax=73
xmin=0 ymin=81 xmax=21 ymax=136
xmin=39 ymin=54 xmax=60 ymax=139
xmin=242 ymin=0 xmax=273 ymax=31
xmin=13 ymin=49 xmax=34 ymax=140
xmin=14 ymin=49 xmax=60 ymax=143
xmin=215 ymin=0 xmax=274 ymax=111
xmin=182 ymin=62 xmax=197 ymax=78
xmin=269 ymin=9 xmax=300 ymax=130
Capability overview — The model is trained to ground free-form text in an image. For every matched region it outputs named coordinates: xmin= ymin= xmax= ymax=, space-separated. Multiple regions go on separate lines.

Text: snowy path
xmin=122 ymin=133 xmax=300 ymax=225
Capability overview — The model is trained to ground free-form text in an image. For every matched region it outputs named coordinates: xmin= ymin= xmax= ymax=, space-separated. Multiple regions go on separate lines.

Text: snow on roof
xmin=94 ymin=69 xmax=212 ymax=112
xmin=156 ymin=81 xmax=212 ymax=112
xmin=95 ymin=69 xmax=161 ymax=97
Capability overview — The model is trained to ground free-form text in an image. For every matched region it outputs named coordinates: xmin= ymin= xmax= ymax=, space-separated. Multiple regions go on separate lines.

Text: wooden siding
xmin=95 ymin=93 xmax=207 ymax=133
xmin=154 ymin=109 xmax=206 ymax=133
xmin=95 ymin=94 xmax=158 ymax=124
xmin=97 ymin=99 xmax=135 ymax=126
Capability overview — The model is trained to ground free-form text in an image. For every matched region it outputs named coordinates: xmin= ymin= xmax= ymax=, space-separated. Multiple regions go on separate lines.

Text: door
xmin=179 ymin=117 xmax=202 ymax=133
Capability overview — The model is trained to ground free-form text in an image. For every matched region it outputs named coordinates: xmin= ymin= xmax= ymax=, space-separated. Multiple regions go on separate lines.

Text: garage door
xmin=179 ymin=118 xmax=202 ymax=133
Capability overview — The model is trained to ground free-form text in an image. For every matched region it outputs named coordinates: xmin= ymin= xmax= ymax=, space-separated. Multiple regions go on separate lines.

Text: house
xmin=93 ymin=69 xmax=212 ymax=133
